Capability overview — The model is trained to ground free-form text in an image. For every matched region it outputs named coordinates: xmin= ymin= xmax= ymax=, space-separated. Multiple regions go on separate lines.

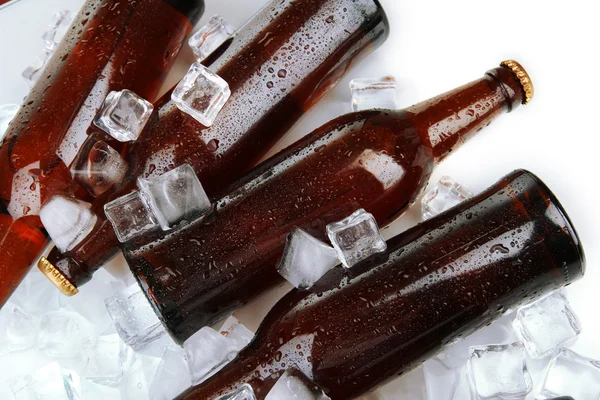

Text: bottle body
xmin=177 ymin=170 xmax=585 ymax=400
xmin=0 ymin=0 xmax=205 ymax=306
xmin=46 ymin=0 xmax=391 ymax=289
xmin=123 ymin=64 xmax=529 ymax=343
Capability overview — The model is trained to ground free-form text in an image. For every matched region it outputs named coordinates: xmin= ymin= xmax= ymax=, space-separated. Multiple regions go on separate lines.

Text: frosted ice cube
xmin=219 ymin=316 xmax=254 ymax=351
xmin=513 ymin=291 xmax=581 ymax=359
xmin=0 ymin=104 xmax=19 ymax=140
xmin=120 ymin=355 xmax=161 ymax=400
xmin=104 ymin=284 xmax=166 ymax=351
xmin=42 ymin=10 xmax=73 ymax=50
xmin=326 ymin=209 xmax=387 ymax=268
xmin=349 ymin=77 xmax=397 ymax=112
xmin=0 ymin=303 xmax=39 ymax=356
xmin=421 ymin=176 xmax=472 ymax=220
xmin=137 ymin=164 xmax=211 ymax=230
xmin=105 ymin=190 xmax=159 ymax=243
xmin=81 ymin=379 xmax=121 ymax=400
xmin=83 ymin=334 xmax=133 ymax=386
xmin=38 ymin=310 xmax=96 ymax=372
xmin=277 ymin=227 xmax=340 ymax=289
xmin=265 ymin=367 xmax=330 ymax=400
xmin=467 ymin=342 xmax=532 ymax=399
xmin=39 ymin=195 xmax=97 ymax=253
xmin=148 ymin=345 xmax=191 ymax=400
xmin=94 ymin=90 xmax=154 ymax=142
xmin=9 ymin=363 xmax=81 ymax=400
xmin=172 ymin=62 xmax=231 ymax=127
xmin=189 ymin=15 xmax=235 ymax=61
xmin=218 ymin=384 xmax=257 ymax=400
xmin=22 ymin=47 xmax=53 ymax=87
xmin=540 ymin=348 xmax=600 ymax=400
xmin=184 ymin=327 xmax=238 ymax=385
xmin=71 ymin=137 xmax=128 ymax=197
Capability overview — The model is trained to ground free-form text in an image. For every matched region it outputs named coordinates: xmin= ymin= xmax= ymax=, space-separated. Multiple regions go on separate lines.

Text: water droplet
xmin=490 ymin=244 xmax=510 ymax=254
xmin=207 ymin=139 xmax=220 ymax=152
xmin=325 ymin=15 xmax=335 ymax=23
xmin=277 ymin=69 xmax=287 ymax=78
xmin=266 ymin=81 xmax=274 ymax=89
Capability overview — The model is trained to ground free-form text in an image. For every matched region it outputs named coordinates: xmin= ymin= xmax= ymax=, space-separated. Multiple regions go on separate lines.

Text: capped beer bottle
xmin=0 ymin=0 xmax=205 ymax=306
xmin=41 ymin=0 xmax=390 ymax=292
xmin=123 ymin=61 xmax=535 ymax=343
xmin=176 ymin=169 xmax=585 ymax=400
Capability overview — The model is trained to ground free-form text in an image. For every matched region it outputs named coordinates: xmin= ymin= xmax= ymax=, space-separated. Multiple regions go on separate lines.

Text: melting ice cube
xmin=94 ymin=89 xmax=154 ymax=142
xmin=188 ymin=15 xmax=235 ymax=61
xmin=83 ymin=333 xmax=133 ymax=386
xmin=421 ymin=176 xmax=472 ymax=220
xmin=326 ymin=209 xmax=387 ymax=268
xmin=265 ymin=367 xmax=331 ymax=400
xmin=120 ymin=355 xmax=161 ymax=400
xmin=104 ymin=190 xmax=159 ymax=243
xmin=219 ymin=316 xmax=254 ymax=351
xmin=9 ymin=363 xmax=81 ymax=400
xmin=540 ymin=348 xmax=600 ymax=400
xmin=148 ymin=345 xmax=191 ymax=400
xmin=277 ymin=227 xmax=340 ymax=289
xmin=217 ymin=384 xmax=257 ymax=400
xmin=513 ymin=290 xmax=581 ymax=359
xmin=0 ymin=303 xmax=39 ymax=356
xmin=172 ymin=62 xmax=231 ymax=127
xmin=42 ymin=10 xmax=73 ymax=50
xmin=349 ymin=77 xmax=397 ymax=112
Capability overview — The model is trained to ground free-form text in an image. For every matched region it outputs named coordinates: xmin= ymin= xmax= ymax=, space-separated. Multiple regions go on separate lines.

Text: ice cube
xmin=137 ymin=164 xmax=211 ymax=230
xmin=188 ymin=15 xmax=235 ymax=61
xmin=421 ymin=176 xmax=472 ymax=220
xmin=70 ymin=136 xmax=128 ymax=197
xmin=513 ymin=291 xmax=581 ymax=359
xmin=0 ymin=383 xmax=16 ymax=400
xmin=105 ymin=190 xmax=159 ymax=243
xmin=104 ymin=284 xmax=166 ymax=351
xmin=467 ymin=342 xmax=532 ymax=399
xmin=171 ymin=62 xmax=231 ymax=127
xmin=9 ymin=267 xmax=61 ymax=318
xmin=218 ymin=384 xmax=257 ymax=400
xmin=81 ymin=379 xmax=121 ymax=400
xmin=94 ymin=90 xmax=154 ymax=142
xmin=0 ymin=303 xmax=39 ymax=356
xmin=38 ymin=310 xmax=97 ymax=372
xmin=349 ymin=77 xmax=397 ymax=112
xmin=0 ymin=104 xmax=19 ymax=139
xmin=326 ymin=209 xmax=387 ymax=268
xmin=219 ymin=316 xmax=254 ymax=351
xmin=277 ymin=227 xmax=339 ymax=289
xmin=148 ymin=345 xmax=191 ymax=400
xmin=184 ymin=327 xmax=238 ymax=385
xmin=42 ymin=10 xmax=73 ymax=50
xmin=377 ymin=367 xmax=428 ymax=400
xmin=22 ymin=47 xmax=53 ymax=87
xmin=83 ymin=334 xmax=133 ymax=386
xmin=9 ymin=363 xmax=81 ymax=400
xmin=119 ymin=355 xmax=161 ymax=400
xmin=39 ymin=195 xmax=98 ymax=253
xmin=540 ymin=348 xmax=600 ymax=400
xmin=265 ymin=367 xmax=330 ymax=400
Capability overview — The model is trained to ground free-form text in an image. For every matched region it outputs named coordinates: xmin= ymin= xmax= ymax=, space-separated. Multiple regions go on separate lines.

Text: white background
xmin=1 ymin=0 xmax=599 ymax=398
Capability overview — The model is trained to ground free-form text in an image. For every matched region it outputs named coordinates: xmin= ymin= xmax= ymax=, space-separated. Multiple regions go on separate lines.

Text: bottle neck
xmin=406 ymin=65 xmax=526 ymax=162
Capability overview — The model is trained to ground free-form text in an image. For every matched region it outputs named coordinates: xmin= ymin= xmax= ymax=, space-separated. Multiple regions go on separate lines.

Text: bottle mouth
xmin=500 ymin=60 xmax=534 ymax=105
xmin=38 ymin=257 xmax=79 ymax=296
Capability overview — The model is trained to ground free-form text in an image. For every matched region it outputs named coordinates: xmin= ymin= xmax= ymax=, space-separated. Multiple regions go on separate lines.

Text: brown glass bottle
xmin=175 ymin=169 xmax=585 ymax=400
xmin=123 ymin=61 xmax=534 ymax=343
xmin=43 ymin=0 xmax=390 ymax=290
xmin=0 ymin=0 xmax=205 ymax=307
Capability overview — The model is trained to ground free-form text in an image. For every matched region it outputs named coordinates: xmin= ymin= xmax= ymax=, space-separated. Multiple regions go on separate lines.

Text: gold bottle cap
xmin=500 ymin=60 xmax=534 ymax=105
xmin=38 ymin=257 xmax=79 ymax=296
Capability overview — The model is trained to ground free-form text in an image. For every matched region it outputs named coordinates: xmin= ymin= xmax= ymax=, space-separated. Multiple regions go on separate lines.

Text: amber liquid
xmin=124 ymin=66 xmax=528 ymax=343
xmin=0 ymin=0 xmax=203 ymax=306
xmin=47 ymin=0 xmax=390 ymax=287
xmin=176 ymin=170 xmax=585 ymax=400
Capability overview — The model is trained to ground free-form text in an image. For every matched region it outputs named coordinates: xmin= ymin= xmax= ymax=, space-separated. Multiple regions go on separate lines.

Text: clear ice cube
xmin=9 ymin=267 xmax=61 ymax=318
xmin=0 ymin=104 xmax=19 ymax=140
xmin=467 ymin=342 xmax=532 ymax=399
xmin=277 ymin=227 xmax=340 ymax=289
xmin=9 ymin=363 xmax=81 ymax=400
xmin=70 ymin=137 xmax=128 ymax=197
xmin=22 ymin=47 xmax=53 ymax=87
xmin=171 ymin=62 xmax=231 ymax=127
xmin=148 ymin=345 xmax=191 ymax=400
xmin=38 ymin=310 xmax=97 ymax=372
xmin=83 ymin=333 xmax=133 ymax=386
xmin=94 ymin=90 xmax=154 ymax=142
xmin=0 ymin=303 xmax=39 ymax=356
xmin=349 ymin=77 xmax=397 ymax=112
xmin=513 ymin=290 xmax=581 ymax=359
xmin=81 ymin=379 xmax=121 ymax=400
xmin=42 ymin=10 xmax=73 ymax=50
xmin=326 ymin=209 xmax=387 ymax=268
xmin=421 ymin=176 xmax=473 ymax=220
xmin=105 ymin=190 xmax=159 ymax=243
xmin=219 ymin=316 xmax=254 ymax=351
xmin=188 ymin=15 xmax=235 ymax=61
xmin=39 ymin=195 xmax=97 ymax=253
xmin=104 ymin=283 xmax=166 ymax=351
xmin=218 ymin=384 xmax=257 ymax=400
xmin=137 ymin=164 xmax=211 ymax=230
xmin=265 ymin=367 xmax=331 ymax=400
xmin=184 ymin=327 xmax=238 ymax=385
xmin=540 ymin=348 xmax=600 ymax=400
xmin=377 ymin=367 xmax=428 ymax=400
xmin=119 ymin=355 xmax=161 ymax=400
